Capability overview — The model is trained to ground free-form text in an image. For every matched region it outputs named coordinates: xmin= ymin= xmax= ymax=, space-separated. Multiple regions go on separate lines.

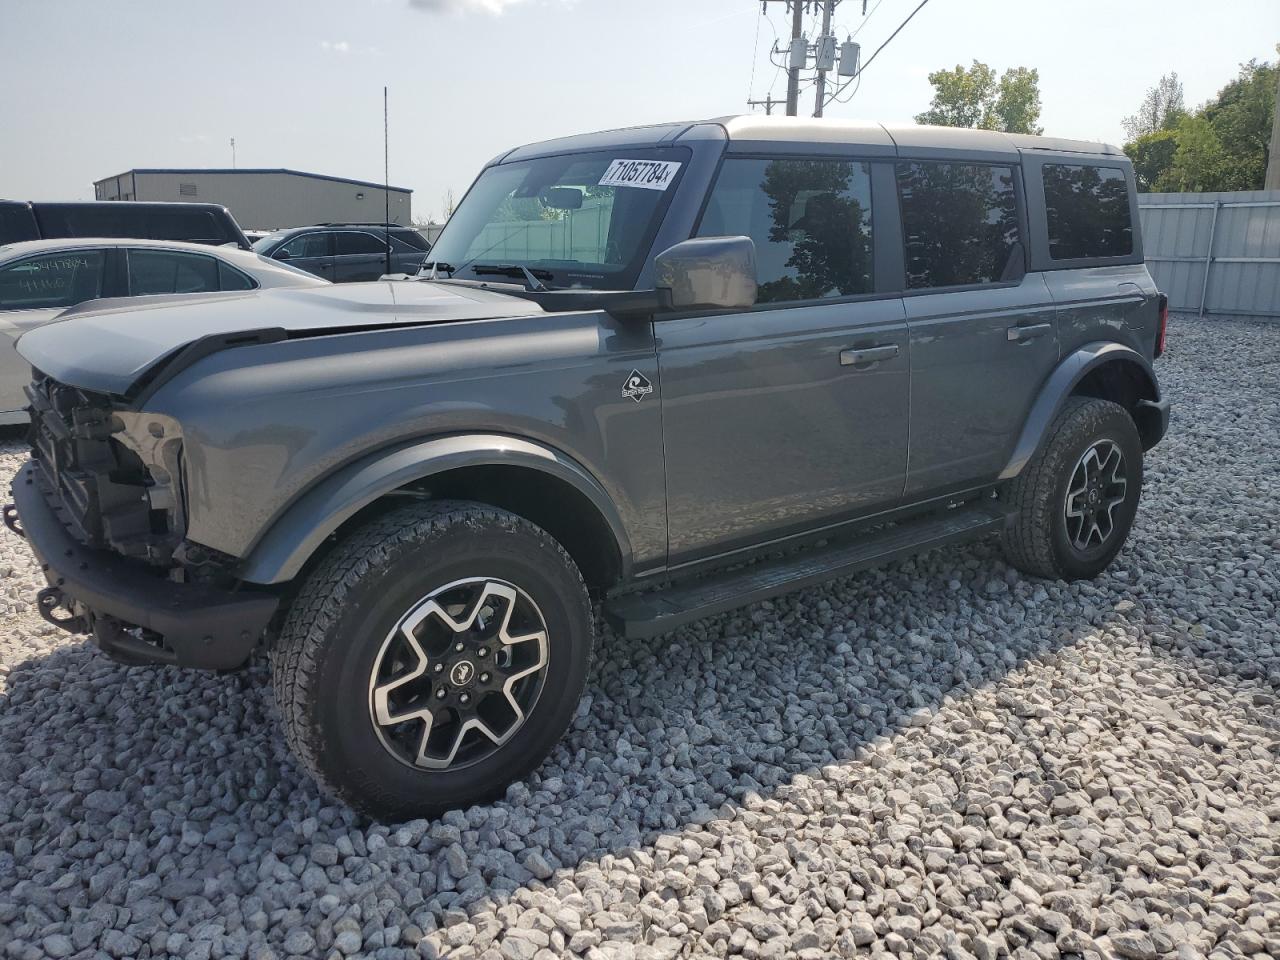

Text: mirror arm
xmin=498 ymin=287 xmax=673 ymax=319
xmin=604 ymin=288 xmax=673 ymax=320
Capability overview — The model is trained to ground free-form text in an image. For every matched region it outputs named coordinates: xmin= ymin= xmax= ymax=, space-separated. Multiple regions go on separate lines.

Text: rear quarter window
xmin=1042 ymin=164 xmax=1133 ymax=260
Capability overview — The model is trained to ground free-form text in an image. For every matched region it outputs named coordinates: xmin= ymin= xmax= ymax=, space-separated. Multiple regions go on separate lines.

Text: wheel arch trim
xmin=236 ymin=434 xmax=633 ymax=585
xmin=998 ymin=342 xmax=1161 ymax=481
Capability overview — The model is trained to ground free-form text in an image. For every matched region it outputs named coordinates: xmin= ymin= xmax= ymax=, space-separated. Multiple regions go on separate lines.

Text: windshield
xmin=425 ymin=147 xmax=689 ymax=290
xmin=251 ymin=233 xmax=285 ymax=254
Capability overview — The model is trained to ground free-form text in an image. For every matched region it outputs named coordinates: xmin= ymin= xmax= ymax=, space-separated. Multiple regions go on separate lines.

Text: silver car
xmin=0 ymin=237 xmax=327 ymax=424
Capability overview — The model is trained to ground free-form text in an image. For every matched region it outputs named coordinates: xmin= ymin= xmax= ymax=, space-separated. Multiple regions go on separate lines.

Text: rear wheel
xmin=271 ymin=500 xmax=593 ymax=820
xmin=1001 ymin=397 xmax=1143 ymax=580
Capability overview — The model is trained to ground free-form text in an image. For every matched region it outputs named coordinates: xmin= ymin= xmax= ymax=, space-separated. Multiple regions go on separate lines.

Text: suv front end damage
xmin=6 ymin=372 xmax=278 ymax=669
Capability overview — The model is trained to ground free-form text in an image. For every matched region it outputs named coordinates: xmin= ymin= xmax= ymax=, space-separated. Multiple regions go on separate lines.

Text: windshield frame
xmin=424 ymin=145 xmax=693 ymax=292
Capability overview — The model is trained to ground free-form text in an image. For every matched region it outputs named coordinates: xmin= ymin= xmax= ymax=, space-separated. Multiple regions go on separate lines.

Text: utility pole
xmin=383 ymin=86 xmax=393 ymax=276
xmin=747 ymin=94 xmax=785 ymax=115
xmin=812 ymin=0 xmax=836 ymax=118
xmin=230 ymin=137 xmax=236 ymax=169
xmin=1266 ymin=67 xmax=1280 ymax=190
xmin=784 ymin=1 xmax=804 ymax=117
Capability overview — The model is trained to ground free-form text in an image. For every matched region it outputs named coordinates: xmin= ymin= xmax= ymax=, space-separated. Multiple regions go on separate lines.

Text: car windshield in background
xmin=425 ymin=148 xmax=689 ymax=290
xmin=251 ymin=234 xmax=284 ymax=254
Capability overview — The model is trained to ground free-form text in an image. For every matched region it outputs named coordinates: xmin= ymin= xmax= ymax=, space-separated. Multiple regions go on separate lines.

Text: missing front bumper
xmin=10 ymin=459 xmax=279 ymax=670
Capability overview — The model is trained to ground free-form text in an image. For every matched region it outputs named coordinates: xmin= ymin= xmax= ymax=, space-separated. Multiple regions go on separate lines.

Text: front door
xmin=657 ymin=154 xmax=909 ymax=563
xmin=894 ymin=159 xmax=1060 ymax=497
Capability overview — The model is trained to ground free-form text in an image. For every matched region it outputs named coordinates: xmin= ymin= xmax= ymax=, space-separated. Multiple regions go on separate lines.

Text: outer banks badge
xmin=622 ymin=369 xmax=654 ymax=403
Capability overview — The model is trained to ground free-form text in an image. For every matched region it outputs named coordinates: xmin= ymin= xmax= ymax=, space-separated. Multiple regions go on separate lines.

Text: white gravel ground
xmin=0 ymin=313 xmax=1277 ymax=960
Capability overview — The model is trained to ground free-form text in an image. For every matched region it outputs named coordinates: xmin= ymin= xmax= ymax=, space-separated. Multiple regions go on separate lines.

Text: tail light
xmin=1155 ymin=294 xmax=1168 ymax=359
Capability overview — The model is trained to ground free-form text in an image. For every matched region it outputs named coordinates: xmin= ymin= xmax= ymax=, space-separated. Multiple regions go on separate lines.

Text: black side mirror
xmin=274 ymin=250 xmax=292 ymax=261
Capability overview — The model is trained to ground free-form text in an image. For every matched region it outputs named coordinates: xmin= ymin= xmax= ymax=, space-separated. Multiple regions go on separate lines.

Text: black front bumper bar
xmin=8 ymin=460 xmax=279 ymax=670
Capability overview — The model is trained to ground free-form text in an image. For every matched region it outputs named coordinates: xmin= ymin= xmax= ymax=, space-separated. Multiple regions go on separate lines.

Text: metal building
xmin=93 ymin=168 xmax=412 ymax=231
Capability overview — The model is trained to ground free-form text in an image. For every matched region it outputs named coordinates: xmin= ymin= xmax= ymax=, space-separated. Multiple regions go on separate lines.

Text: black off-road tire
xmin=1001 ymin=397 xmax=1143 ymax=581
xmin=271 ymin=500 xmax=593 ymax=820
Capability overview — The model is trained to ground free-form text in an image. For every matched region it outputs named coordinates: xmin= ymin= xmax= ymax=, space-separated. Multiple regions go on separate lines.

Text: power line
xmin=849 ymin=0 xmax=885 ymax=38
xmin=825 ymin=0 xmax=932 ymax=107
xmin=747 ymin=5 xmax=762 ymax=102
xmin=860 ymin=0 xmax=930 ymax=73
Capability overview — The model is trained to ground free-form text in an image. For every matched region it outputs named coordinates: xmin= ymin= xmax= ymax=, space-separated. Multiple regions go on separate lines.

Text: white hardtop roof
xmin=503 ymin=116 xmax=1123 ymax=161
xmin=710 ymin=115 xmax=1123 ymax=156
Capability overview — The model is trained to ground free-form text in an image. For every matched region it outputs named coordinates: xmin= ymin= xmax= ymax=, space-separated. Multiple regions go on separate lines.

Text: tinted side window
xmin=1042 ymin=164 xmax=1133 ymax=260
xmin=148 ymin=210 xmax=223 ymax=245
xmin=335 ymin=231 xmax=388 ymax=255
xmin=896 ymin=162 xmax=1021 ymax=289
xmin=0 ymin=204 xmax=39 ymax=244
xmin=127 ymin=249 xmax=220 ymax=295
xmin=393 ymin=229 xmax=431 ymax=251
xmin=218 ymin=261 xmax=256 ymax=291
xmin=698 ymin=157 xmax=873 ymax=303
xmin=278 ymin=233 xmax=329 ymax=259
xmin=0 ymin=250 xmax=107 ymax=309
xmin=36 ymin=207 xmax=135 ymax=239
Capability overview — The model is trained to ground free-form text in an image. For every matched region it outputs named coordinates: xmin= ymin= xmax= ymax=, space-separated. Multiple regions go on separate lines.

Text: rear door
xmin=658 ymin=154 xmax=910 ymax=563
xmin=124 ymin=247 xmax=241 ymax=295
xmin=333 ymin=230 xmax=392 ymax=281
xmin=391 ymin=229 xmax=431 ymax=274
xmin=895 ymin=158 xmax=1060 ymax=498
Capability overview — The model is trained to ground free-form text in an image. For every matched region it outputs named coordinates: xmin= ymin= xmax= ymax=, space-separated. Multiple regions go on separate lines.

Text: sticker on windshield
xmin=599 ymin=159 xmax=682 ymax=191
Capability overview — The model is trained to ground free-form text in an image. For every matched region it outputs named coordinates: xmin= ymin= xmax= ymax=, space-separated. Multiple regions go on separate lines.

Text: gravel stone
xmin=0 ymin=315 xmax=1277 ymax=957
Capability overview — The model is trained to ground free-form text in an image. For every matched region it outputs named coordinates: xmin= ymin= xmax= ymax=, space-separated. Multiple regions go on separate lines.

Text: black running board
xmin=604 ymin=503 xmax=1010 ymax=639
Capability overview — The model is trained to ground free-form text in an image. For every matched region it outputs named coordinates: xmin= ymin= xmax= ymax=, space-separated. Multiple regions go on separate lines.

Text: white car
xmin=0 ymin=237 xmax=328 ymax=424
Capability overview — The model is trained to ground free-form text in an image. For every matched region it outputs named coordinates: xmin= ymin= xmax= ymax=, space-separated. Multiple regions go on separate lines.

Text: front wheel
xmin=1001 ymin=397 xmax=1144 ymax=580
xmin=271 ymin=501 xmax=594 ymax=820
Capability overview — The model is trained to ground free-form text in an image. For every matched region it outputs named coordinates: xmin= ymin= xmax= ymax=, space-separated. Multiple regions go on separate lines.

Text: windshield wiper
xmin=470 ymin=264 xmax=554 ymax=291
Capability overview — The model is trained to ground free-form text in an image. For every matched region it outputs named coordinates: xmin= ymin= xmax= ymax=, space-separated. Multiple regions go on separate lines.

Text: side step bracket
xmin=604 ymin=503 xmax=1009 ymax=640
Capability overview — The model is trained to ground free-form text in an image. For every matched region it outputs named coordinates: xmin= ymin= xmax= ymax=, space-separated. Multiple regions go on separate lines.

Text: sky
xmin=3 ymin=0 xmax=1277 ymax=220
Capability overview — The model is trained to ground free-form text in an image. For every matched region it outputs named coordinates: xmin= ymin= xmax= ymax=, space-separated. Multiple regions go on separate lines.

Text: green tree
xmin=1159 ymin=115 xmax=1229 ymax=192
xmin=992 ymin=67 xmax=1044 ymax=136
xmin=1121 ymin=73 xmax=1186 ymax=140
xmin=1123 ymin=56 xmax=1278 ymax=193
xmin=915 ymin=61 xmax=1043 ymax=134
xmin=1126 ymin=129 xmax=1179 ymax=192
xmin=1199 ymin=57 xmax=1278 ymax=190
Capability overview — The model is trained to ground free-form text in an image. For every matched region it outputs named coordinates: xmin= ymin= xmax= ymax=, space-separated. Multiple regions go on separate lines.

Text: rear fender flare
xmin=998 ymin=342 xmax=1160 ymax=480
xmin=237 ymin=434 xmax=632 ymax=585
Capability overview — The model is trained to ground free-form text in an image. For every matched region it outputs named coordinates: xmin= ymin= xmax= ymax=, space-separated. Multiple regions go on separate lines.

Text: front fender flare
xmin=236 ymin=434 xmax=633 ymax=585
xmin=998 ymin=342 xmax=1161 ymax=481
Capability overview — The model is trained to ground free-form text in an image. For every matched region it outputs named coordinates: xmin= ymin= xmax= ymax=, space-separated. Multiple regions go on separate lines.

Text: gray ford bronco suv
xmin=7 ymin=117 xmax=1169 ymax=819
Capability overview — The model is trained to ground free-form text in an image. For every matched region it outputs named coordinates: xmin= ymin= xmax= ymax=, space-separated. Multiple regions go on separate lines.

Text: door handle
xmin=840 ymin=343 xmax=899 ymax=366
xmin=1007 ymin=323 xmax=1052 ymax=342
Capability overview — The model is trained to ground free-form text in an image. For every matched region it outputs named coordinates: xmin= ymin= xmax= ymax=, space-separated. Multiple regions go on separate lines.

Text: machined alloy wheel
xmin=370 ymin=577 xmax=549 ymax=770
xmin=272 ymin=500 xmax=594 ymax=820
xmin=1001 ymin=396 xmax=1144 ymax=581
xmin=1063 ymin=439 xmax=1128 ymax=552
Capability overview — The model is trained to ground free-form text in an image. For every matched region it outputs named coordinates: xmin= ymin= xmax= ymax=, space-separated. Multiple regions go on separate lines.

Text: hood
xmin=18 ymin=280 xmax=542 ymax=397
